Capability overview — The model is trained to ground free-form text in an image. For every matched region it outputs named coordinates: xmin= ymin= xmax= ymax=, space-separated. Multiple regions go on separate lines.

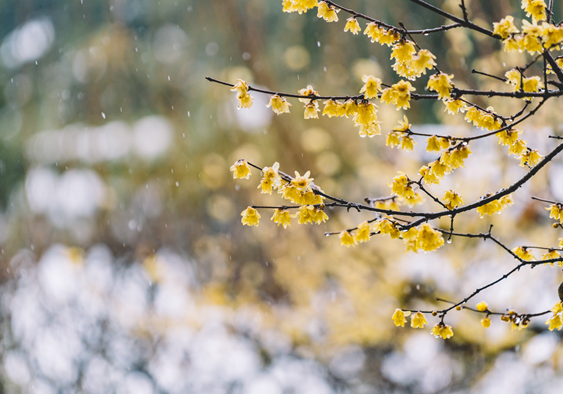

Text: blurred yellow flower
xmin=267 ymin=94 xmax=291 ymax=114
xmin=512 ymin=246 xmax=536 ymax=261
xmin=476 ymin=301 xmax=489 ymax=312
xmin=493 ymin=15 xmax=519 ymax=39
xmin=340 ymin=230 xmax=357 ymax=247
xmin=481 ymin=317 xmax=491 ymax=328
xmin=344 ymin=17 xmax=361 ymax=35
xmin=271 ymin=209 xmax=292 ymax=229
xmin=355 ymin=221 xmax=371 ymax=243
xmin=431 ymin=324 xmax=454 ymax=339
xmin=411 ymin=312 xmax=428 ymax=329
xmin=360 ymin=75 xmax=382 ymax=99
xmin=392 ymin=309 xmax=410 ymax=327
xmin=427 ymin=73 xmax=454 ymax=100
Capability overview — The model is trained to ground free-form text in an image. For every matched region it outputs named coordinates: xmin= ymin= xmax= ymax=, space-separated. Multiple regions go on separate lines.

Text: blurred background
xmin=2 ymin=0 xmax=563 ymax=392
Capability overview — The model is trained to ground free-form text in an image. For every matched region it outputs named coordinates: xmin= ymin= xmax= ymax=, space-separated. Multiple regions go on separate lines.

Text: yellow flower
xmin=476 ymin=198 xmax=503 ymax=218
xmin=357 ymin=122 xmax=382 ymax=138
xmin=427 ymin=73 xmax=454 ymax=100
xmin=402 ymin=227 xmax=420 ymax=253
xmin=344 ymin=17 xmax=361 ymax=34
xmin=522 ymin=76 xmax=543 ymax=94
xmin=360 ymin=75 xmax=382 ymax=99
xmin=343 ymin=99 xmax=358 ymax=117
xmin=237 ymin=93 xmax=254 ymax=109
xmin=390 ymin=172 xmax=410 ymax=196
xmin=481 ymin=317 xmax=491 ymax=328
xmin=560 ymin=238 xmax=563 ymax=248
xmin=493 ymin=15 xmax=519 ymax=39
xmin=541 ymin=22 xmax=563 ymax=48
xmin=340 ymin=230 xmax=357 ymax=247
xmin=400 ymin=135 xmax=416 ymax=151
xmin=374 ymin=219 xmax=401 ymax=239
xmin=291 ymin=171 xmax=313 ymax=191
xmin=464 ymin=107 xmax=481 ymax=126
xmin=449 ymin=145 xmax=471 ymax=169
xmin=411 ymin=49 xmax=436 ymax=78
xmin=520 ymin=149 xmax=542 ymax=167
xmin=431 ymin=323 xmax=454 ymax=339
xmin=230 ymin=159 xmax=252 ymax=179
xmin=392 ymin=80 xmax=416 ymax=109
xmin=500 ymin=194 xmax=514 ymax=209
xmin=386 ymin=132 xmax=402 ymax=148
xmin=298 ymin=85 xmax=319 ymax=103
xmin=551 ymin=301 xmax=563 ymax=315
xmin=304 ymin=101 xmax=320 ymax=119
xmin=283 ymin=0 xmax=318 ymax=14
xmin=417 ymin=223 xmax=444 ymax=252
xmin=542 ymin=249 xmax=561 ymax=262
xmin=426 ymin=136 xmax=442 ymax=153
xmin=503 ymin=36 xmax=521 ymax=52
xmin=547 ymin=204 xmax=562 ymax=221
xmin=241 ymin=207 xmax=261 ymax=226
xmin=497 ymin=129 xmax=521 ymax=146
xmin=317 ymin=1 xmax=339 ymax=22
xmin=355 ymin=221 xmax=371 ymax=243
xmin=231 ymin=79 xmax=254 ymax=109
xmin=393 ymin=115 xmax=411 ymax=132
xmin=476 ymin=301 xmax=489 ymax=312
xmin=508 ymin=139 xmax=528 ymax=156
xmin=364 ymin=22 xmax=383 ymax=43
xmin=354 ymin=102 xmax=378 ymax=126
xmin=392 ymin=309 xmax=410 ymax=327
xmin=546 ymin=314 xmax=563 ymax=331
xmin=391 ymin=41 xmax=416 ymax=65
xmin=322 ymin=99 xmax=341 ymax=118
xmin=267 ymin=94 xmax=291 ymax=114
xmin=271 ymin=209 xmax=292 ymax=229
xmin=419 ymin=165 xmax=440 ymax=185
xmin=444 ymin=99 xmax=466 ymax=115
xmin=400 ymin=192 xmax=424 ymax=208
xmin=522 ymin=0 xmax=547 ymax=23
xmin=512 ymin=246 xmax=536 ymax=261
xmin=257 ymin=162 xmax=281 ymax=194
xmin=443 ymin=190 xmax=464 ymax=210
xmin=411 ymin=312 xmax=428 ymax=329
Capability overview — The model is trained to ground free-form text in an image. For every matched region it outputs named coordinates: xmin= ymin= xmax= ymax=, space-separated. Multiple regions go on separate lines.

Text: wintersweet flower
xmin=411 ymin=49 xmax=436 ymax=78
xmin=298 ymin=85 xmax=319 ymax=103
xmin=476 ymin=301 xmax=489 ymax=312
xmin=230 ymin=159 xmax=252 ymax=179
xmin=520 ymin=149 xmax=542 ymax=167
xmin=392 ymin=309 xmax=410 ymax=327
xmin=283 ymin=0 xmax=318 ymax=14
xmin=431 ymin=323 xmax=454 ymax=339
xmin=541 ymin=22 xmax=563 ymax=48
xmin=542 ymin=249 xmax=561 ymax=262
xmin=317 ymin=1 xmax=339 ymax=22
xmin=551 ymin=301 xmax=563 ymax=315
xmin=426 ymin=136 xmax=442 ymax=153
xmin=323 ymin=99 xmax=341 ymax=118
xmin=476 ymin=198 xmax=503 ymax=218
xmin=411 ymin=312 xmax=428 ymax=329
xmin=304 ymin=102 xmax=320 ymax=119
xmin=231 ymin=79 xmax=254 ymax=108
xmin=400 ymin=135 xmax=416 ymax=151
xmin=390 ymin=172 xmax=409 ymax=196
xmin=512 ymin=246 xmax=536 ymax=261
xmin=417 ymin=223 xmax=444 ymax=252
xmin=360 ymin=75 xmax=382 ymax=99
xmin=481 ymin=317 xmax=491 ymax=328
xmin=508 ymin=139 xmax=528 ymax=156
xmin=271 ymin=209 xmax=292 ymax=229
xmin=497 ymin=129 xmax=521 ymax=146
xmin=257 ymin=162 xmax=281 ymax=194
xmin=374 ymin=219 xmax=401 ymax=239
xmin=344 ymin=17 xmax=361 ymax=34
xmin=241 ymin=207 xmax=261 ymax=226
xmin=340 ymin=230 xmax=357 ymax=247
xmin=444 ymin=99 xmax=467 ymax=114
xmin=427 ymin=73 xmax=454 ymax=100
xmin=443 ymin=190 xmax=464 ymax=210
xmin=386 ymin=131 xmax=401 ymax=148
xmin=393 ymin=80 xmax=416 ymax=109
xmin=546 ymin=204 xmax=562 ymax=221
xmin=391 ymin=41 xmax=416 ymax=65
xmin=355 ymin=221 xmax=371 ymax=243
xmin=546 ymin=314 xmax=563 ymax=331
xmin=291 ymin=171 xmax=313 ymax=191
xmin=522 ymin=0 xmax=546 ymax=23
xmin=267 ymin=94 xmax=291 ymax=114
xmin=493 ymin=15 xmax=519 ymax=39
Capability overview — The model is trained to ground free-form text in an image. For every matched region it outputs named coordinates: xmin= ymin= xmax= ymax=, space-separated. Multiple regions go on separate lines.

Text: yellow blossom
xmin=241 ymin=207 xmax=261 ymax=226
xmin=400 ymin=192 xmax=424 ymax=208
xmin=392 ymin=80 xmax=416 ymax=109
xmin=393 ymin=115 xmax=411 ymax=132
xmin=512 ymin=246 xmax=536 ymax=261
xmin=343 ymin=99 xmax=358 ymax=117
xmin=257 ymin=162 xmax=281 ymax=194
xmin=411 ymin=312 xmax=428 ymax=329
xmin=546 ymin=314 xmax=563 ymax=331
xmin=476 ymin=198 xmax=503 ymax=218
xmin=508 ymin=139 xmax=528 ymax=156
xmin=344 ymin=17 xmax=361 ymax=35
xmin=364 ymin=22 xmax=383 ymax=43
xmin=427 ymin=73 xmax=454 ymax=100
xmin=267 ymin=94 xmax=292 ymax=114
xmin=231 ymin=79 xmax=254 ymax=109
xmin=541 ymin=22 xmax=563 ymax=48
xmin=431 ymin=324 xmax=454 ymax=339
xmin=402 ymin=227 xmax=420 ymax=253
xmin=542 ymin=249 xmax=561 ymax=262
xmin=444 ymin=99 xmax=467 ymax=115
xmin=283 ymin=0 xmax=318 ymax=14
xmin=500 ymin=194 xmax=514 ymax=209
xmin=411 ymin=49 xmax=436 ymax=78
xmin=520 ymin=149 xmax=542 ymax=167
xmin=317 ymin=1 xmax=339 ymax=22
xmin=546 ymin=204 xmax=562 ymax=221
xmin=355 ymin=221 xmax=372 ymax=243
xmin=464 ymin=107 xmax=481 ymax=126
xmin=323 ymin=99 xmax=341 ymax=118
xmin=390 ymin=172 xmax=409 ymax=196
xmin=354 ymin=101 xmax=378 ymax=126
xmin=476 ymin=301 xmax=489 ymax=312
xmin=304 ymin=101 xmax=320 ymax=119
xmin=400 ymin=135 xmax=416 ymax=151
xmin=443 ymin=190 xmax=464 ymax=210
xmin=503 ymin=36 xmax=521 ymax=52
xmin=417 ymin=223 xmax=444 ymax=252
xmin=522 ymin=0 xmax=547 ymax=23
xmin=386 ymin=132 xmax=402 ymax=148
xmin=291 ymin=171 xmax=313 ymax=191
xmin=374 ymin=219 xmax=401 ymax=239
xmin=426 ymin=136 xmax=442 ymax=153
xmin=551 ymin=301 xmax=563 ymax=315
xmin=497 ymin=129 xmax=521 ymax=146
xmin=340 ymin=230 xmax=357 ymax=247
xmin=493 ymin=15 xmax=519 ymax=39
xmin=391 ymin=41 xmax=416 ymax=65
xmin=271 ymin=209 xmax=292 ymax=229
xmin=298 ymin=85 xmax=319 ymax=103
xmin=230 ymin=159 xmax=252 ymax=179
xmin=392 ymin=309 xmax=410 ymax=327
xmin=360 ymin=75 xmax=382 ymax=99
xmin=481 ymin=317 xmax=491 ymax=328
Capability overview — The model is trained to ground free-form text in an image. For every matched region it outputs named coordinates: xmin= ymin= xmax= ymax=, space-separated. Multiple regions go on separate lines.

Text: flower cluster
xmin=391 ymin=309 xmax=430 ymax=330
xmin=386 ymin=116 xmax=417 ymax=151
xmin=364 ymin=22 xmax=400 ymax=46
xmin=465 ymin=106 xmax=502 ymax=131
xmin=419 ymin=143 xmax=472 ymax=186
xmin=502 ymin=19 xmax=563 ymax=53
xmin=427 ymin=73 xmax=454 ymax=100
xmin=391 ymin=41 xmax=436 ymax=80
xmin=380 ymin=80 xmax=416 ymax=109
